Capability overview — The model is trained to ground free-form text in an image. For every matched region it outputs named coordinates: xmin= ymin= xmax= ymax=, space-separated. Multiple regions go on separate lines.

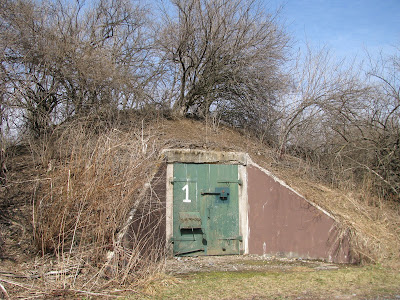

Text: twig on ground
xmin=0 ymin=277 xmax=36 ymax=290
xmin=0 ymin=281 xmax=9 ymax=299
xmin=70 ymin=289 xmax=119 ymax=298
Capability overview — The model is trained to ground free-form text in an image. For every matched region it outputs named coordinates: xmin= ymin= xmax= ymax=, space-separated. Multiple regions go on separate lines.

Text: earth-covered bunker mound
xmin=115 ymin=148 xmax=353 ymax=264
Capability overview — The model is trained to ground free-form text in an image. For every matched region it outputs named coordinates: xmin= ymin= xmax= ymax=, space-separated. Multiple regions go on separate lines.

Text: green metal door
xmin=172 ymin=163 xmax=240 ymax=256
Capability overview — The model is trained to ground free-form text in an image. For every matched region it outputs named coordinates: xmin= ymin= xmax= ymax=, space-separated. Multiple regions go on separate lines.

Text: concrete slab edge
xmin=161 ymin=148 xmax=248 ymax=165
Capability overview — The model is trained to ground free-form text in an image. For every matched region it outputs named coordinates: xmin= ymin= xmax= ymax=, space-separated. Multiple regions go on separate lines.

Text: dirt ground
xmin=164 ymin=255 xmax=340 ymax=274
xmin=153 ymin=255 xmax=400 ymax=300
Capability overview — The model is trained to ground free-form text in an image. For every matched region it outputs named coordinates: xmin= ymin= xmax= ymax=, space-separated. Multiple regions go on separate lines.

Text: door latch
xmin=201 ymin=187 xmax=230 ymax=200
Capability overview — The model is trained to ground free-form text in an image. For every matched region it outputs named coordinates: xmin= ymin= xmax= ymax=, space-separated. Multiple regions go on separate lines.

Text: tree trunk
xmin=172 ymin=71 xmax=189 ymax=116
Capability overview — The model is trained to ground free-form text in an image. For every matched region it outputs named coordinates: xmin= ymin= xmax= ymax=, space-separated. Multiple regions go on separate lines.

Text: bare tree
xmin=157 ymin=0 xmax=290 ymax=126
xmin=278 ymin=45 xmax=368 ymax=157
xmin=279 ymin=43 xmax=400 ymax=201
xmin=358 ymin=50 xmax=400 ymax=198
xmin=50 ymin=0 xmax=154 ymax=115
xmin=0 ymin=0 xmax=58 ymax=137
xmin=0 ymin=0 xmax=153 ymax=137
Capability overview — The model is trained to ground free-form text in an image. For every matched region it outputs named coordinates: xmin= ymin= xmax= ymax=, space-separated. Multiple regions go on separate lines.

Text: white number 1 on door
xmin=182 ymin=184 xmax=191 ymax=203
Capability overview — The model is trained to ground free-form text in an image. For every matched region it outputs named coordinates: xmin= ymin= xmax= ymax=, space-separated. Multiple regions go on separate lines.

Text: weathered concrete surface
xmin=162 ymin=149 xmax=247 ymax=165
xmin=247 ymin=164 xmax=351 ymax=263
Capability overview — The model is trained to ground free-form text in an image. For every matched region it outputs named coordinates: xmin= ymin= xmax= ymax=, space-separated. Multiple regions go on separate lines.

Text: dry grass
xmin=34 ymin=122 xmax=157 ymax=256
xmin=1 ymin=116 xmax=168 ymax=297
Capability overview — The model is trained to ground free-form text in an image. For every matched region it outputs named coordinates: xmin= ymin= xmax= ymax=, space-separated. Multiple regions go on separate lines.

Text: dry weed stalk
xmin=103 ymin=165 xmax=168 ymax=285
xmin=0 ymin=281 xmax=9 ymax=299
xmin=30 ymin=118 xmax=166 ymax=291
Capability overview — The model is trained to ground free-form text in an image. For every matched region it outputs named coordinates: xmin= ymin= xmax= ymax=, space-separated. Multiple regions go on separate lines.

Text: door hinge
xmin=218 ymin=236 xmax=242 ymax=241
xmin=170 ymin=177 xmax=197 ymax=184
xmin=217 ymin=179 xmax=242 ymax=185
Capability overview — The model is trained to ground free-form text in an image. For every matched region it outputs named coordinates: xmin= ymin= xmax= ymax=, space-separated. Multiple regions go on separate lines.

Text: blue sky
xmin=266 ymin=0 xmax=400 ymax=61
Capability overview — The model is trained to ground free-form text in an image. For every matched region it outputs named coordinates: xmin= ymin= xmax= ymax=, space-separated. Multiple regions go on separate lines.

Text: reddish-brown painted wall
xmin=247 ymin=165 xmax=351 ymax=263
xmin=122 ymin=163 xmax=167 ymax=256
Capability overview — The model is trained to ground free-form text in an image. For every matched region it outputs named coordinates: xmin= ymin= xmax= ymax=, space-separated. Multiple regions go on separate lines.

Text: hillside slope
xmin=0 ymin=116 xmax=399 ymax=297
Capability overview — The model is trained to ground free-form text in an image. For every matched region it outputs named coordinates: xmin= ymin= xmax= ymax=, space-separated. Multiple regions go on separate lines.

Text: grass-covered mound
xmin=0 ymin=115 xmax=399 ymax=298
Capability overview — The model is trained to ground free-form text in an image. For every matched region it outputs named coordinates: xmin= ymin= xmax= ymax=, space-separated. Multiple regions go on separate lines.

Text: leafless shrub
xmin=30 ymin=117 xmax=165 ymax=289
xmin=278 ymin=43 xmax=400 ymax=204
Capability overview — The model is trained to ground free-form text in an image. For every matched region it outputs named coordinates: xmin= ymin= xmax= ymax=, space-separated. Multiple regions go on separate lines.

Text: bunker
xmin=116 ymin=149 xmax=352 ymax=264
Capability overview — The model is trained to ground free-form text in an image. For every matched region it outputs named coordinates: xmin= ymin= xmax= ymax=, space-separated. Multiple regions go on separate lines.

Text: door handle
xmin=201 ymin=192 xmax=220 ymax=195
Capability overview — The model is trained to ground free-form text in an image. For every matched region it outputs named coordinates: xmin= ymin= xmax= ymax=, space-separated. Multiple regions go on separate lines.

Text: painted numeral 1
xmin=182 ymin=184 xmax=191 ymax=203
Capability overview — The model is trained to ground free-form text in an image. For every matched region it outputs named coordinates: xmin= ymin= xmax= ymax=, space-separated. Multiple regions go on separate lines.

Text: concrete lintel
xmin=161 ymin=149 xmax=247 ymax=165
